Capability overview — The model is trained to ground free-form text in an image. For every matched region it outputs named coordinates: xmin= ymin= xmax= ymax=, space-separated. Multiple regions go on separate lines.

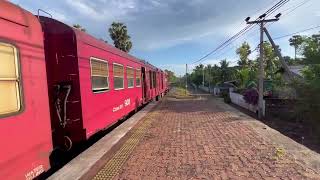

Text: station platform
xmin=49 ymin=89 xmax=320 ymax=179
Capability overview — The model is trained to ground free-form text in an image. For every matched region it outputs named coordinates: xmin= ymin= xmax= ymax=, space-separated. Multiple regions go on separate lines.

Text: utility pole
xmin=208 ymin=69 xmax=211 ymax=93
xmin=185 ymin=64 xmax=188 ymax=95
xmin=263 ymin=28 xmax=293 ymax=80
xmin=202 ymin=66 xmax=205 ymax=86
xmin=246 ymin=13 xmax=281 ymax=119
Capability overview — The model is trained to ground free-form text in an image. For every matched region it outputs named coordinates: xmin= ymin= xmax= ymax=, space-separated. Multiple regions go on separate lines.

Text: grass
xmin=171 ymin=87 xmax=193 ymax=99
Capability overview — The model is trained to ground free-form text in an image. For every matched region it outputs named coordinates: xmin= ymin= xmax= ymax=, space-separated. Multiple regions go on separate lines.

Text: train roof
xmin=0 ymin=1 xmax=31 ymax=27
xmin=1 ymin=1 xmax=44 ymax=46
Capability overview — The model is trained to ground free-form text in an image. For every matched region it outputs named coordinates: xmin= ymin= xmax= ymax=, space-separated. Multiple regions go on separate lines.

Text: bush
xmin=233 ymin=88 xmax=246 ymax=95
xmin=246 ymin=81 xmax=257 ymax=89
xmin=222 ymin=91 xmax=231 ymax=104
xmin=243 ymin=88 xmax=258 ymax=105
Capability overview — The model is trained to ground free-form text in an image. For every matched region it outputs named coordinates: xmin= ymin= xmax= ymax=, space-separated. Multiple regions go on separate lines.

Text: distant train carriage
xmin=0 ymin=1 xmax=168 ymax=179
xmin=39 ymin=16 xmax=162 ymax=149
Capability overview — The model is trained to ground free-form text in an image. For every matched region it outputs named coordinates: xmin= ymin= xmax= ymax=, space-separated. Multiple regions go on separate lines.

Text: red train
xmin=0 ymin=1 xmax=169 ymax=179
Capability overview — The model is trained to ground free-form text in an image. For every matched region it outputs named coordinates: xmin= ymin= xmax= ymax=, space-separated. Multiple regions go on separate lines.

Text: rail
xmin=37 ymin=9 xmax=52 ymax=19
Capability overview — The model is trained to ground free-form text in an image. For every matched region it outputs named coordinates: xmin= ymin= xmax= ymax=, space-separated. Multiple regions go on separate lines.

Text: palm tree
xmin=219 ymin=59 xmax=230 ymax=82
xmin=289 ymin=35 xmax=303 ymax=60
xmin=108 ymin=22 xmax=132 ymax=52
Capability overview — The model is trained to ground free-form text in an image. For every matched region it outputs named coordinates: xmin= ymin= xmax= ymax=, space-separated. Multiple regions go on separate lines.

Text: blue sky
xmin=11 ymin=0 xmax=320 ymax=75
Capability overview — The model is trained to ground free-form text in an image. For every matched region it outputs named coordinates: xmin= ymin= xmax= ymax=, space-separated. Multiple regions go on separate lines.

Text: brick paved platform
xmin=85 ymin=91 xmax=320 ymax=179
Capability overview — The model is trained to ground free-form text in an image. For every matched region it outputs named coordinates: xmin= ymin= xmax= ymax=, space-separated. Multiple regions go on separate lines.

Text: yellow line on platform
xmin=93 ymin=109 xmax=159 ymax=180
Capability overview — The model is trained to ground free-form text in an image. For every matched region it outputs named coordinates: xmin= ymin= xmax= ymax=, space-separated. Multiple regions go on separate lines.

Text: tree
xmin=258 ymin=41 xmax=279 ymax=79
xmin=219 ymin=59 xmax=230 ymax=82
xmin=237 ymin=68 xmax=250 ymax=88
xmin=164 ymin=69 xmax=177 ymax=83
xmin=190 ymin=64 xmax=205 ymax=86
xmin=288 ymin=32 xmax=320 ymax=134
xmin=73 ymin=24 xmax=86 ymax=32
xmin=236 ymin=42 xmax=251 ymax=67
xmin=289 ymin=35 xmax=304 ymax=60
xmin=108 ymin=22 xmax=132 ymax=53
xmin=211 ymin=64 xmax=221 ymax=85
xmin=301 ymin=33 xmax=320 ymax=64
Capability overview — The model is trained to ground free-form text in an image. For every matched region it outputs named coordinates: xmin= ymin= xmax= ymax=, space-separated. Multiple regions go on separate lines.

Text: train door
xmin=141 ymin=67 xmax=147 ymax=102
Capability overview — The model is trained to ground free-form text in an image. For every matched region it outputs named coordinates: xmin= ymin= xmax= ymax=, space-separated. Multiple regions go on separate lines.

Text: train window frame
xmin=90 ymin=57 xmax=109 ymax=93
xmin=113 ymin=63 xmax=124 ymax=90
xmin=136 ymin=69 xmax=141 ymax=87
xmin=153 ymin=72 xmax=157 ymax=88
xmin=126 ymin=66 xmax=134 ymax=88
xmin=0 ymin=42 xmax=23 ymax=118
xmin=149 ymin=70 xmax=153 ymax=88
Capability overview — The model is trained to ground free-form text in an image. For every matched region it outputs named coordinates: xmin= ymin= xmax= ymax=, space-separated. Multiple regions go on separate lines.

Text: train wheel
xmin=49 ymin=148 xmax=66 ymax=168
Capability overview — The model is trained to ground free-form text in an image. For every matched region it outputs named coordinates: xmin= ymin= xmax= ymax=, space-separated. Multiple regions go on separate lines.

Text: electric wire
xmin=200 ymin=0 xmax=312 ymax=65
xmin=273 ymin=25 xmax=320 ymax=40
xmin=191 ymin=0 xmax=290 ymax=65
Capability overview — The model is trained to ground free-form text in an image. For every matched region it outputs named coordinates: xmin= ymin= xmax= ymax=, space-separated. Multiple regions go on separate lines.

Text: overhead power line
xmin=282 ymin=0 xmax=312 ymax=16
xmin=201 ymin=0 xmax=312 ymax=65
xmin=191 ymin=0 xmax=290 ymax=65
xmin=273 ymin=25 xmax=320 ymax=39
xmin=216 ymin=0 xmax=310 ymax=61
xmin=195 ymin=0 xmax=313 ymax=67
xmin=266 ymin=0 xmax=312 ymax=28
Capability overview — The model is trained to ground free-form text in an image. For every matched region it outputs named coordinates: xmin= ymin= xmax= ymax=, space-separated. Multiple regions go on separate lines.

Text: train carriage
xmin=0 ymin=2 xmax=53 ymax=179
xmin=39 ymin=16 xmax=163 ymax=150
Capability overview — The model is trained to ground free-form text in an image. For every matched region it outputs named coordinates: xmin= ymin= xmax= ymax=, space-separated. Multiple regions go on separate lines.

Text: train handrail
xmin=37 ymin=9 xmax=52 ymax=19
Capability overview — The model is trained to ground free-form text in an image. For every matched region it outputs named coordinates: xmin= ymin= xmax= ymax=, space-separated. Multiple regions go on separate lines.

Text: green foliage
xmin=237 ymin=68 xmax=250 ymax=88
xmin=189 ymin=59 xmax=237 ymax=87
xmin=289 ymin=32 xmax=320 ymax=134
xmin=292 ymin=67 xmax=320 ymax=133
xmin=260 ymin=41 xmax=280 ymax=79
xmin=301 ymin=33 xmax=320 ymax=64
xmin=190 ymin=64 xmax=204 ymax=86
xmin=236 ymin=42 xmax=251 ymax=67
xmin=222 ymin=91 xmax=231 ymax=103
xmin=164 ymin=69 xmax=177 ymax=83
xmin=283 ymin=56 xmax=304 ymax=65
xmin=109 ymin=22 xmax=132 ymax=53
xmin=219 ymin=59 xmax=230 ymax=82
xmin=289 ymin=35 xmax=304 ymax=59
xmin=73 ymin=24 xmax=86 ymax=32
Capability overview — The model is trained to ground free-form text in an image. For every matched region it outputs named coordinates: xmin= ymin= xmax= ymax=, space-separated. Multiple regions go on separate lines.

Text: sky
xmin=10 ymin=0 xmax=320 ymax=76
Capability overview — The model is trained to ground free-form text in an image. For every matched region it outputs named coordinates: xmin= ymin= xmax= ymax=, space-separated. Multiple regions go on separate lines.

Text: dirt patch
xmin=228 ymin=102 xmax=320 ymax=154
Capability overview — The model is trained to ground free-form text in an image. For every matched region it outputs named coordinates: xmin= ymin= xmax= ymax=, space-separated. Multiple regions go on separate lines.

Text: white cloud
xmin=9 ymin=0 xmax=320 ymax=76
xmin=50 ymin=10 xmax=68 ymax=22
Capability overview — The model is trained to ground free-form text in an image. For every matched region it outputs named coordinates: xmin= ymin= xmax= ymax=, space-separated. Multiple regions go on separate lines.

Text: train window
xmin=127 ymin=66 xmax=134 ymax=88
xmin=161 ymin=73 xmax=164 ymax=89
xmin=149 ymin=71 xmax=153 ymax=88
xmin=0 ymin=42 xmax=22 ymax=116
xmin=136 ymin=69 xmax=141 ymax=87
xmin=113 ymin=63 xmax=124 ymax=90
xmin=90 ymin=58 xmax=109 ymax=92
xmin=153 ymin=72 xmax=157 ymax=88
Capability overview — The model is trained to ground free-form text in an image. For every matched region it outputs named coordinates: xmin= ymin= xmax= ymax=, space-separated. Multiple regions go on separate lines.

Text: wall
xmin=229 ymin=92 xmax=265 ymax=116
